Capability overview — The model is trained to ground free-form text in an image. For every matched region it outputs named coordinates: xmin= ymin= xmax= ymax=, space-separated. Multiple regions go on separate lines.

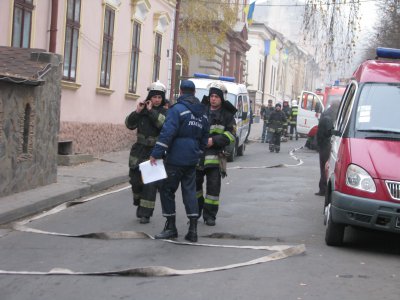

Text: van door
xmin=297 ymin=91 xmax=324 ymax=136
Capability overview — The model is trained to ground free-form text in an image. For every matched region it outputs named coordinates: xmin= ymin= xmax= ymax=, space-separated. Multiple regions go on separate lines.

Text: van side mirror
xmin=242 ymin=111 xmax=248 ymax=120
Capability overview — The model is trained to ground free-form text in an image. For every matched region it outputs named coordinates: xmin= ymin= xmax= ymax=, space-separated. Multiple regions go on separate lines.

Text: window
xmin=152 ymin=33 xmax=162 ymax=82
xmin=100 ymin=6 xmax=115 ymax=88
xmin=337 ymin=83 xmax=356 ymax=134
xmin=12 ymin=0 xmax=34 ymax=48
xmin=63 ymin=0 xmax=81 ymax=81
xmin=129 ymin=21 xmax=141 ymax=94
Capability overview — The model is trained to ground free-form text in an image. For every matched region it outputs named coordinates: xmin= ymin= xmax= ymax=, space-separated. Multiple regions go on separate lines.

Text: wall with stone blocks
xmin=0 ymin=56 xmax=62 ymax=197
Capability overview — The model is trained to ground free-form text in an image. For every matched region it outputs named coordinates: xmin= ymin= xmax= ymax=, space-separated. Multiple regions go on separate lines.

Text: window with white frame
xmin=63 ymin=0 xmax=81 ymax=81
xmin=129 ymin=21 xmax=141 ymax=94
xmin=100 ymin=6 xmax=115 ymax=88
xmin=152 ymin=33 xmax=162 ymax=82
xmin=12 ymin=0 xmax=34 ymax=48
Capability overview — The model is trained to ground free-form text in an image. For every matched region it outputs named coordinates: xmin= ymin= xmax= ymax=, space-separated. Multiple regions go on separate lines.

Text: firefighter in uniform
xmin=260 ymin=99 xmax=274 ymax=143
xmin=268 ymin=102 xmax=287 ymax=153
xmin=289 ymin=99 xmax=299 ymax=140
xmin=125 ymin=81 xmax=167 ymax=224
xmin=282 ymin=100 xmax=291 ymax=138
xmin=197 ymin=81 xmax=237 ymax=226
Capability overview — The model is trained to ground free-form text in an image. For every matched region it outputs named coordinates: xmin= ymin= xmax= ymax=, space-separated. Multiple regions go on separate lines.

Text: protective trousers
xmin=318 ymin=145 xmax=331 ymax=194
xmin=160 ymin=164 xmax=199 ymax=218
xmin=196 ymin=167 xmax=221 ymax=221
xmin=269 ymin=131 xmax=282 ymax=152
xmin=129 ymin=168 xmax=157 ymax=218
xmin=261 ymin=121 xmax=268 ymax=143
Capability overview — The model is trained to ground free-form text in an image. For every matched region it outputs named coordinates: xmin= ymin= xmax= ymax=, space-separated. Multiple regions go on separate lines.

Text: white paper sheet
xmin=139 ymin=159 xmax=167 ymax=184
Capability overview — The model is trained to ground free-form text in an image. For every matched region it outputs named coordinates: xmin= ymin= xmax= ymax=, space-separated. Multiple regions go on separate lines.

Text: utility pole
xmin=169 ymin=0 xmax=181 ymax=103
xmin=49 ymin=0 xmax=59 ymax=53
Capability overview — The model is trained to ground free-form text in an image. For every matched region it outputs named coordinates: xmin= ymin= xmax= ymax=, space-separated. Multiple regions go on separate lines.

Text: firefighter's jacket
xmin=125 ymin=105 xmax=167 ymax=169
xmin=150 ymin=94 xmax=209 ymax=166
xmin=200 ymin=98 xmax=237 ymax=169
xmin=289 ymin=106 xmax=298 ymax=125
xmin=261 ymin=106 xmax=274 ymax=122
xmin=282 ymin=105 xmax=290 ymax=128
xmin=267 ymin=110 xmax=287 ymax=133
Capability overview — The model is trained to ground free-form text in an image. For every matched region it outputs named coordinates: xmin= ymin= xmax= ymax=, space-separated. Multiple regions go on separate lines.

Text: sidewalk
xmin=0 ymin=151 xmax=130 ymax=225
xmin=0 ymin=120 xmax=266 ymax=226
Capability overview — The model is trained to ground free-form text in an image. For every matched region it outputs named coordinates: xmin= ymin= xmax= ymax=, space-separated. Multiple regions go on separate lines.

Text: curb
xmin=0 ymin=175 xmax=129 ymax=225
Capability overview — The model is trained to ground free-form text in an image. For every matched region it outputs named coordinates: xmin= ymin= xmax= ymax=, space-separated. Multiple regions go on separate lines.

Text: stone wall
xmin=59 ymin=121 xmax=135 ymax=156
xmin=0 ymin=54 xmax=62 ymax=197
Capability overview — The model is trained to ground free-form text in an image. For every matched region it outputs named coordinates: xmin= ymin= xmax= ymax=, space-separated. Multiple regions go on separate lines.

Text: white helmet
xmin=291 ymin=99 xmax=298 ymax=106
xmin=207 ymin=81 xmax=227 ymax=101
xmin=146 ymin=80 xmax=166 ymax=104
xmin=147 ymin=80 xmax=166 ymax=93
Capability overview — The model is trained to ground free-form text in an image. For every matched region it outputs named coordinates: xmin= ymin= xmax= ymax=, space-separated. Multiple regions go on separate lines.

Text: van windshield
xmin=195 ymin=88 xmax=236 ymax=106
xmin=356 ymin=83 xmax=400 ymax=134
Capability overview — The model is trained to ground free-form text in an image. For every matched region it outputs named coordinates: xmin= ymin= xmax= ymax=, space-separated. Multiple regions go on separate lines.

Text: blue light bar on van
xmin=376 ymin=47 xmax=400 ymax=59
xmin=193 ymin=73 xmax=235 ymax=82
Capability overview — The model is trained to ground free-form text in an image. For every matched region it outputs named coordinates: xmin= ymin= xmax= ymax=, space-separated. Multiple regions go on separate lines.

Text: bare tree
xmin=179 ymin=0 xmax=239 ymax=58
xmin=361 ymin=0 xmax=400 ymax=61
xmin=302 ymin=1 xmax=361 ymax=78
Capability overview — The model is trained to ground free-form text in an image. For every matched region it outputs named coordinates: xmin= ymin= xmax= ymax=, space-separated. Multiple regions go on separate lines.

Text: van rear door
xmin=297 ymin=91 xmax=324 ymax=136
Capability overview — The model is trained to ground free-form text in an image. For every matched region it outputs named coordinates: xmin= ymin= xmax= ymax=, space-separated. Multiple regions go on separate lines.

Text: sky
xmin=251 ymin=0 xmax=378 ymax=84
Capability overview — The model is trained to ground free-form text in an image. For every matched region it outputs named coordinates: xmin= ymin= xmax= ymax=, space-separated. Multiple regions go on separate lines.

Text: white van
xmin=296 ymin=90 xmax=324 ymax=137
xmin=188 ymin=73 xmax=251 ymax=162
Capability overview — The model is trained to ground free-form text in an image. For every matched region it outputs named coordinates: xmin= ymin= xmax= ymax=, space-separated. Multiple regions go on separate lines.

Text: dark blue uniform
xmin=151 ymin=94 xmax=209 ymax=217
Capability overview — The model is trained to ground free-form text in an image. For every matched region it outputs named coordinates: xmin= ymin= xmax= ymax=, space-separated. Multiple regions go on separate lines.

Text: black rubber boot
xmin=184 ymin=217 xmax=198 ymax=242
xmin=269 ymin=143 xmax=274 ymax=152
xmin=154 ymin=216 xmax=178 ymax=239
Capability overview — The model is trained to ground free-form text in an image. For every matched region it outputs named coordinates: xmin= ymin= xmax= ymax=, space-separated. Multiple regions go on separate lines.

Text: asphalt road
xmin=0 ymin=138 xmax=399 ymax=300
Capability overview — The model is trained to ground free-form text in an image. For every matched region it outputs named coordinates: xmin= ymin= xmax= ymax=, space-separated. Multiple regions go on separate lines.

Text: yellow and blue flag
xmin=245 ymin=1 xmax=256 ymax=25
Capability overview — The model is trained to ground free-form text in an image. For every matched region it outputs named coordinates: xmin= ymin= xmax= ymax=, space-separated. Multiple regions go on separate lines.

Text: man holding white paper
xmin=150 ymin=80 xmax=209 ymax=243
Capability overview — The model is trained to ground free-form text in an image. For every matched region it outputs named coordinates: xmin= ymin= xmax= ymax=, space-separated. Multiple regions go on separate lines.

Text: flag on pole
xmin=270 ymin=39 xmax=277 ymax=56
xmin=247 ymin=1 xmax=256 ymax=25
xmin=264 ymin=40 xmax=270 ymax=56
xmin=282 ymin=48 xmax=288 ymax=61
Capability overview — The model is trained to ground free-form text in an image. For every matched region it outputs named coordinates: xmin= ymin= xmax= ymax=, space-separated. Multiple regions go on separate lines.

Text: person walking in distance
xmin=267 ymin=102 xmax=287 ymax=153
xmin=289 ymin=99 xmax=299 ymax=140
xmin=150 ymin=80 xmax=209 ymax=242
xmin=125 ymin=81 xmax=168 ymax=224
xmin=260 ymin=99 xmax=274 ymax=143
xmin=197 ymin=81 xmax=237 ymax=226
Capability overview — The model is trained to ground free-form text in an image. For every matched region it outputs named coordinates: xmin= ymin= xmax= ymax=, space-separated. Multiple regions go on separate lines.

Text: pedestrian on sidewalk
xmin=196 ymin=81 xmax=236 ymax=226
xmin=125 ymin=81 xmax=168 ymax=224
xmin=150 ymin=80 xmax=209 ymax=242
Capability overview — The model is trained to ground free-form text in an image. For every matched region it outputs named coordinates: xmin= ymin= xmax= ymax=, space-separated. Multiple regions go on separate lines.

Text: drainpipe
xmin=169 ymin=0 xmax=181 ymax=103
xmin=49 ymin=0 xmax=59 ymax=53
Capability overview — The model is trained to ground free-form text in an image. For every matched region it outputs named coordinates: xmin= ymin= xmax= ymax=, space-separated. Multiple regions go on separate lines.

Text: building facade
xmin=0 ymin=0 xmax=176 ymax=155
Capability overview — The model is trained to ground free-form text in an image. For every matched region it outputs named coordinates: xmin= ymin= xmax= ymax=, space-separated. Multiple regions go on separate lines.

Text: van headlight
xmin=346 ymin=164 xmax=376 ymax=193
